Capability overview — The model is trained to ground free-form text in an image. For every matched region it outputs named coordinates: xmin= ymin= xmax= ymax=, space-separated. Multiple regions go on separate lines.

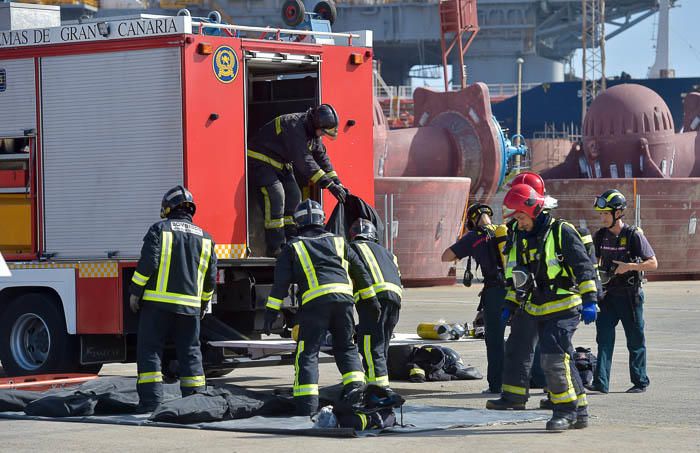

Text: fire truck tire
xmin=313 ymin=1 xmax=337 ymax=25
xmin=0 ymin=293 xmax=80 ymax=376
xmin=281 ymin=0 xmax=306 ymax=27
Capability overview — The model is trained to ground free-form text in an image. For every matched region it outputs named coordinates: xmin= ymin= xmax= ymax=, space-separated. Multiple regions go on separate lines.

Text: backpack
xmin=574 ymin=346 xmax=597 ymax=386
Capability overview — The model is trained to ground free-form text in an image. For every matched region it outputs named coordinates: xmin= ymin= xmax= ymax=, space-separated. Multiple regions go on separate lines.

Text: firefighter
xmin=263 ymin=200 xmax=379 ymax=416
xmin=486 ymin=184 xmax=598 ymax=431
xmin=129 ymin=186 xmax=217 ymax=412
xmin=441 ymin=203 xmax=508 ymax=394
xmin=247 ymin=104 xmax=348 ymax=257
xmin=590 ymin=189 xmax=657 ymax=394
xmin=349 ymin=218 xmax=403 ymax=391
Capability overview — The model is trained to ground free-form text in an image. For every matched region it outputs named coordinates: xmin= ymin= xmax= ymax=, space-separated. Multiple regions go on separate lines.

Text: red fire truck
xmin=0 ymin=7 xmax=374 ymax=376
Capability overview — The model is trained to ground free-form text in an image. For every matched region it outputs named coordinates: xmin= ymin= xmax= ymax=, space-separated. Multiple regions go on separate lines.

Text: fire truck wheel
xmin=313 ymin=1 xmax=337 ymax=25
xmin=0 ymin=293 xmax=79 ymax=376
xmin=281 ymin=0 xmax=306 ymax=27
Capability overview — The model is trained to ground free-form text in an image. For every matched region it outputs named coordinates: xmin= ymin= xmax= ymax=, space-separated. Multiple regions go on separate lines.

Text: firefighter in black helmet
xmin=441 ymin=202 xmax=508 ymax=394
xmin=263 ymin=200 xmax=378 ymax=416
xmin=129 ymin=186 xmax=217 ymax=413
xmin=349 ymin=218 xmax=403 ymax=391
xmin=247 ymin=104 xmax=349 ymax=257
xmin=590 ymin=189 xmax=657 ymax=394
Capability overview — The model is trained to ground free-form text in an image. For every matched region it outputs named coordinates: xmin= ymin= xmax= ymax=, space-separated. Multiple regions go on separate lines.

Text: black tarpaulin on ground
xmin=0 ymin=377 xmax=549 ymax=437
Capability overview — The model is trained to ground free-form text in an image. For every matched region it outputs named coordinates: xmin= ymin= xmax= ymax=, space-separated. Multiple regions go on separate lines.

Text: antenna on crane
xmin=648 ymin=0 xmax=674 ymax=78
xmin=581 ymin=0 xmax=606 ymax=126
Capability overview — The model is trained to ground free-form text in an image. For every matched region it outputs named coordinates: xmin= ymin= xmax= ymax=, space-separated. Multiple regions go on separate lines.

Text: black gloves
xmin=264 ymin=309 xmax=280 ymax=335
xmin=364 ymin=296 xmax=382 ymax=322
xmin=327 ymin=182 xmax=347 ymax=203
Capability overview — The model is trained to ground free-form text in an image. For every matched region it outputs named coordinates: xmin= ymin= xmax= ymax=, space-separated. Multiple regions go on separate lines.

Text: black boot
xmin=486 ymin=398 xmax=526 ymax=410
xmin=574 ymin=414 xmax=589 ymax=429
xmin=546 ymin=416 xmax=575 ymax=431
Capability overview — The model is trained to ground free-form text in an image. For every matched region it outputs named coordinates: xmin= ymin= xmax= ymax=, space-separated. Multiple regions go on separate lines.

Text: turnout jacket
xmin=130 ymin=214 xmax=217 ymax=316
xmin=504 ymin=213 xmax=598 ymax=318
xmin=247 ymin=112 xmax=338 ymax=188
xmin=266 ymin=227 xmax=376 ymax=310
xmin=349 ymin=240 xmax=403 ymax=306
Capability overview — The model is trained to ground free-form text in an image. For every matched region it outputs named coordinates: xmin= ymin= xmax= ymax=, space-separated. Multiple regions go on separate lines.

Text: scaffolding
xmin=581 ymin=0 xmax=606 ymax=124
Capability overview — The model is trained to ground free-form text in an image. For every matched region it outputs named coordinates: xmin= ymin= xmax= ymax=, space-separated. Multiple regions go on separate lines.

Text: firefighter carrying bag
xmin=326 ymin=194 xmax=384 ymax=241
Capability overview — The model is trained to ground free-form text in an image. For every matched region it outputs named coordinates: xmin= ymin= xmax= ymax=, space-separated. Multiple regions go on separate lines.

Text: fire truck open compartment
xmin=245 ymin=57 xmax=319 ymax=257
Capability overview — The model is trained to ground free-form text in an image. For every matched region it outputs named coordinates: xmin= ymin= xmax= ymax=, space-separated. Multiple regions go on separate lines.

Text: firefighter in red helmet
xmin=486 ymin=184 xmax=599 ymax=432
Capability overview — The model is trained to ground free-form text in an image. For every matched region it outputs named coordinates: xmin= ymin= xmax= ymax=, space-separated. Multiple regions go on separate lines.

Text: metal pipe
xmin=515 ymin=57 xmax=524 ymax=172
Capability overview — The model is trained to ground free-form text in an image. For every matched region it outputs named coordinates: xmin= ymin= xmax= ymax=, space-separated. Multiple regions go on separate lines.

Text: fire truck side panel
xmin=0 ymin=58 xmax=36 ymax=136
xmin=76 ymin=269 xmax=121 ymax=334
xmin=319 ymin=45 xmax=375 ymax=214
xmin=0 ymin=267 xmax=77 ymax=334
xmin=183 ymin=36 xmax=247 ymax=257
xmin=40 ymin=47 xmax=184 ymax=260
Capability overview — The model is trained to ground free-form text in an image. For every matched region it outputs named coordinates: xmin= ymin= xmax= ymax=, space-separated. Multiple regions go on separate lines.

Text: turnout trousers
xmin=501 ymin=309 xmax=587 ymax=419
xmin=136 ymin=303 xmax=205 ymax=407
xmin=356 ymin=299 xmax=401 ymax=387
xmin=481 ymin=285 xmax=506 ymax=393
xmin=249 ymin=160 xmax=301 ymax=256
xmin=294 ymin=300 xmax=365 ymax=416
xmin=594 ymin=288 xmax=649 ymax=392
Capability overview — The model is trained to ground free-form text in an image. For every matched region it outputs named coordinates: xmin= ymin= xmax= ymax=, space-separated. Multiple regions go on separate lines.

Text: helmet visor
xmin=594 ymin=196 xmax=610 ymax=210
xmin=502 ymin=205 xmax=517 ymax=218
xmin=322 ymin=126 xmax=338 ymax=138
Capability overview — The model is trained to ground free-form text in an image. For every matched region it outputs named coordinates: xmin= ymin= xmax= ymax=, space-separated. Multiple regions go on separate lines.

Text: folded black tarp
xmin=326 ymin=194 xmax=384 ymax=241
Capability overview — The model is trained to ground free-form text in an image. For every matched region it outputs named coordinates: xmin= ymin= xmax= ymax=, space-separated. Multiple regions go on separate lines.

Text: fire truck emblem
xmin=213 ymin=45 xmax=238 ymax=83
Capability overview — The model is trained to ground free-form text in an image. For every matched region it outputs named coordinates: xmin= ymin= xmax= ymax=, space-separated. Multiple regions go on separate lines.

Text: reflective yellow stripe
xmin=261 ymin=187 xmax=285 ymax=229
xmin=283 ymin=216 xmax=295 ymax=226
xmin=137 ymin=371 xmax=163 ymax=384
xmin=333 ymin=237 xmax=352 ymax=285
xmin=180 ymin=375 xmax=206 ymax=388
xmin=358 ymin=413 xmax=368 ymax=430
xmin=342 ymin=371 xmax=365 ymax=385
xmin=578 ymin=279 xmax=596 ymax=294
xmin=577 ymin=393 xmax=588 ymax=407
xmin=293 ymin=384 xmax=319 ymax=397
xmin=358 ymin=286 xmax=377 ymax=300
xmin=131 ymin=271 xmax=149 ymax=287
xmin=143 ymin=290 xmax=202 ymax=307
xmin=196 ymin=238 xmax=212 ymax=298
xmin=266 ymin=296 xmax=283 ymax=310
xmin=301 ymin=283 xmax=354 ymax=305
xmin=247 ymin=149 xmax=284 ymax=170
xmin=524 ymin=294 xmax=582 ymax=316
xmin=367 ymin=375 xmax=390 ymax=387
xmin=275 ymin=116 xmax=282 ymax=135
xmin=363 ymin=335 xmax=375 ymax=380
xmin=294 ymin=340 xmax=304 ymax=391
xmin=310 ymin=169 xmax=326 ymax=183
xmin=580 ymin=234 xmax=593 ymax=245
xmin=358 ymin=243 xmax=384 ymax=283
xmin=326 ymin=171 xmax=337 ymax=179
xmin=156 ymin=231 xmax=173 ymax=293
xmin=201 ymin=290 xmax=214 ymax=302
xmin=293 ymin=241 xmax=319 ymax=289
xmin=550 ymin=353 xmax=577 ymax=403
xmin=409 ymin=368 xmax=425 ymax=376
xmin=372 ymin=281 xmax=402 ymax=297
xmin=503 ymin=384 xmax=527 ymax=396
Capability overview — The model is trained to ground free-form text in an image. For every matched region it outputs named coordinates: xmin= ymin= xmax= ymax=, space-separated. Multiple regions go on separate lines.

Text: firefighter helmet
xmin=508 ymin=171 xmax=545 ymax=196
xmin=293 ymin=199 xmax=325 ymax=228
xmin=594 ymin=189 xmax=627 ymax=212
xmin=160 ymin=185 xmax=196 ymax=219
xmin=466 ymin=203 xmax=493 ymax=230
xmin=502 ymin=184 xmax=545 ymax=219
xmin=349 ymin=218 xmax=378 ymax=242
xmin=310 ymin=104 xmax=339 ymax=138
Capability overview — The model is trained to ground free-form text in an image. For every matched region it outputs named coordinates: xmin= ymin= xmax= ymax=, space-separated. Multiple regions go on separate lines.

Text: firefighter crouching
xmin=247 ymin=104 xmax=349 ymax=257
xmin=486 ymin=184 xmax=598 ymax=431
xmin=590 ymin=190 xmax=657 ymax=394
xmin=263 ymin=200 xmax=380 ymax=416
xmin=349 ymin=218 xmax=403 ymax=393
xmin=441 ymin=203 xmax=508 ymax=394
xmin=129 ymin=186 xmax=217 ymax=412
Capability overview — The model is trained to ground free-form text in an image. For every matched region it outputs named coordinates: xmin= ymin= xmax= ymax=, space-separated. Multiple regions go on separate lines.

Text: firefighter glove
xmin=582 ymin=301 xmax=597 ymax=325
xmin=500 ymin=307 xmax=511 ymax=326
xmin=129 ymin=294 xmax=141 ymax=314
xmin=264 ymin=308 xmax=280 ymax=335
xmin=328 ymin=182 xmax=347 ymax=203
xmin=366 ymin=296 xmax=382 ymax=322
